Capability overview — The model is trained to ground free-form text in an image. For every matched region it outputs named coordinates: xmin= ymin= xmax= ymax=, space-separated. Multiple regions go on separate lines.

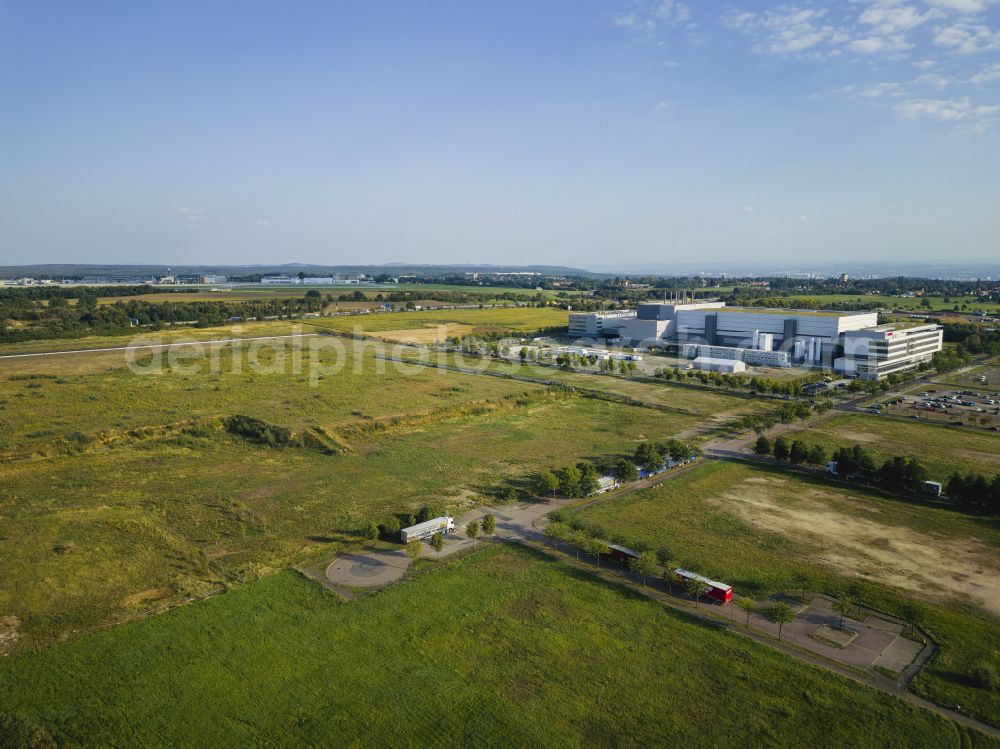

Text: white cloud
xmin=798 ymin=213 xmax=809 ymax=223
xmin=614 ymin=0 xmax=691 ymax=37
xmin=179 ymin=207 xmax=203 ymax=229
xmin=859 ymin=3 xmax=941 ymax=34
xmin=970 ymin=61 xmax=1000 ymax=83
xmin=255 ymin=219 xmax=272 ymax=227
xmin=652 ymin=100 xmax=673 ymax=111
xmin=858 ymin=81 xmax=905 ymax=97
xmin=934 ymin=21 xmax=1000 ymax=53
xmin=913 ymin=72 xmax=952 ymax=87
xmin=912 ymin=59 xmax=938 ymax=69
xmin=723 ymin=6 xmax=842 ymax=55
xmin=926 ymin=0 xmax=998 ymax=13
xmin=740 ymin=206 xmax=754 ymax=214
xmin=894 ymin=96 xmax=1000 ymax=122
xmin=847 ymin=34 xmax=913 ymax=55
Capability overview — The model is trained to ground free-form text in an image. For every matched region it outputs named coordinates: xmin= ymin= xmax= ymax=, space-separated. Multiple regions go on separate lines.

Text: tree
xmin=481 ymin=513 xmax=496 ymax=538
xmin=536 ymin=470 xmax=560 ymax=498
xmin=614 ymin=459 xmax=638 ymax=483
xmin=366 ymin=521 xmax=380 ymax=551
xmin=791 ymin=571 xmax=809 ymax=601
xmin=834 ymin=594 xmax=854 ymax=629
xmin=465 ymin=520 xmax=480 ymax=547
xmin=429 ymin=532 xmax=444 ymax=560
xmin=663 ymin=565 xmax=678 ymax=595
xmin=406 ymin=538 xmax=422 ymax=562
xmin=578 ymin=471 xmax=600 ymax=497
xmin=773 ymin=436 xmax=790 ymax=461
xmin=753 ymin=435 xmax=772 ymax=457
xmin=766 ymin=602 xmax=796 ymax=640
xmin=519 ymin=347 xmax=527 ymax=361
xmin=569 ymin=529 xmax=589 ymax=560
xmin=634 ymin=441 xmax=665 ymax=472
xmin=789 ymin=440 xmax=808 ymax=465
xmin=559 ymin=465 xmax=582 ymax=497
xmin=585 ymin=538 xmax=610 ymax=568
xmin=382 ymin=515 xmax=402 ymax=541
xmin=685 ymin=576 xmax=706 ymax=607
xmin=543 ymin=521 xmax=570 ymax=548
xmin=898 ymin=602 xmax=920 ymax=636
xmin=736 ymin=597 xmax=757 ymax=627
xmin=629 ymin=551 xmax=659 ymax=587
xmin=807 ymin=443 xmax=827 ymax=467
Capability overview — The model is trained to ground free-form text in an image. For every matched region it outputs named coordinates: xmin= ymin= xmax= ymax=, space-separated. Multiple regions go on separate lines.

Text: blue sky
xmin=1 ymin=0 xmax=998 ymax=269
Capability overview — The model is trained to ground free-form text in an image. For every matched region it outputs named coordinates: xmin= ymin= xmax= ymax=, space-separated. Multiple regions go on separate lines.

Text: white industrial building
xmin=568 ymin=300 xmax=940 ymax=379
xmin=834 ymin=323 xmax=943 ymax=380
xmin=568 ymin=309 xmax=636 ymax=337
xmin=693 ymin=356 xmax=746 ymax=373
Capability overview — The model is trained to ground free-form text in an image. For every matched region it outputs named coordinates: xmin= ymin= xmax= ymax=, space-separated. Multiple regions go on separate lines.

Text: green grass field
xmin=2 ymin=340 xmax=728 ymax=649
xmin=303 ymin=305 xmax=567 ymax=335
xmin=0 ymin=344 xmax=543 ymax=456
xmin=0 ymin=306 xmax=568 ymax=358
xmin=396 ymin=351 xmax=765 ymax=424
xmin=0 ymin=319 xmax=306 ymax=356
xmin=0 ymin=545 xmax=984 ymax=749
xmin=570 ymin=460 xmax=1000 ymax=726
xmin=228 ymin=281 xmax=579 ymax=299
xmin=790 ymin=412 xmax=1000 ymax=478
xmin=780 ymin=293 xmax=1000 ymax=315
xmin=931 ymin=362 xmax=1000 ymax=389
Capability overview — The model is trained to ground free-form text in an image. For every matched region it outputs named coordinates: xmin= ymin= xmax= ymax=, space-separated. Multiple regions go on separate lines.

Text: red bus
xmin=674 ymin=568 xmax=732 ymax=603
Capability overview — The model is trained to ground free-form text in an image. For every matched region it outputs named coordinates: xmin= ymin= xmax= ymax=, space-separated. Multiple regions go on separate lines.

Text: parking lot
xmin=872 ymin=385 xmax=1000 ymax=429
xmin=741 ymin=595 xmax=926 ymax=676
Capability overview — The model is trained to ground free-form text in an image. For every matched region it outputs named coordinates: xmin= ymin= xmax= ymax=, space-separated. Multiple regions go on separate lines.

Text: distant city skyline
xmin=1 ymin=1 xmax=999 ymax=266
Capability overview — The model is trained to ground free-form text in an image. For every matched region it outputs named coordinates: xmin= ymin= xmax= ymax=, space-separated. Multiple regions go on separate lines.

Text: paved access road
xmin=326 ymin=499 xmax=567 ymax=588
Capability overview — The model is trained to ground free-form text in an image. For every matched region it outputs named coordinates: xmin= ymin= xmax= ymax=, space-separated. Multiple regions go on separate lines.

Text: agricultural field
xmin=570 ymin=460 xmax=1000 ymax=725
xmin=1 ymin=339 xmax=727 ymax=649
xmin=790 ymin=412 xmax=1000 ymax=478
xmin=0 ymin=545 xmax=981 ymax=749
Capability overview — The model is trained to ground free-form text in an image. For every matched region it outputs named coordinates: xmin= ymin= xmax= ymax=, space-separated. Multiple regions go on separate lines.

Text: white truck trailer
xmin=400 ymin=516 xmax=455 ymax=543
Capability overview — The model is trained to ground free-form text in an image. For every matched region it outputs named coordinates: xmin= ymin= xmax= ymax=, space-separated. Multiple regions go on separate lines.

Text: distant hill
xmin=0 ymin=263 xmax=594 ymax=279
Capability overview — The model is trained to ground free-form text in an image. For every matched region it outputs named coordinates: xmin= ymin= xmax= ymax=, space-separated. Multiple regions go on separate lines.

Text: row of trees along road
xmin=754 ymin=434 xmax=1000 ymax=514
xmin=534 ymin=439 xmax=701 ymax=500
xmin=542 ymin=522 xmax=804 ymax=639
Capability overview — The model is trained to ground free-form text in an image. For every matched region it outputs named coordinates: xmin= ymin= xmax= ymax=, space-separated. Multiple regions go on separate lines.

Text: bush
xmin=380 ymin=516 xmax=402 ymax=540
xmin=223 ymin=415 xmax=292 ymax=448
xmin=973 ymin=663 xmax=999 ymax=691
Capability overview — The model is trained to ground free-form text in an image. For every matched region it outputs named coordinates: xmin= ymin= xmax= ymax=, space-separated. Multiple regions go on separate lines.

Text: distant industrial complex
xmin=569 ymin=300 xmax=943 ymax=380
